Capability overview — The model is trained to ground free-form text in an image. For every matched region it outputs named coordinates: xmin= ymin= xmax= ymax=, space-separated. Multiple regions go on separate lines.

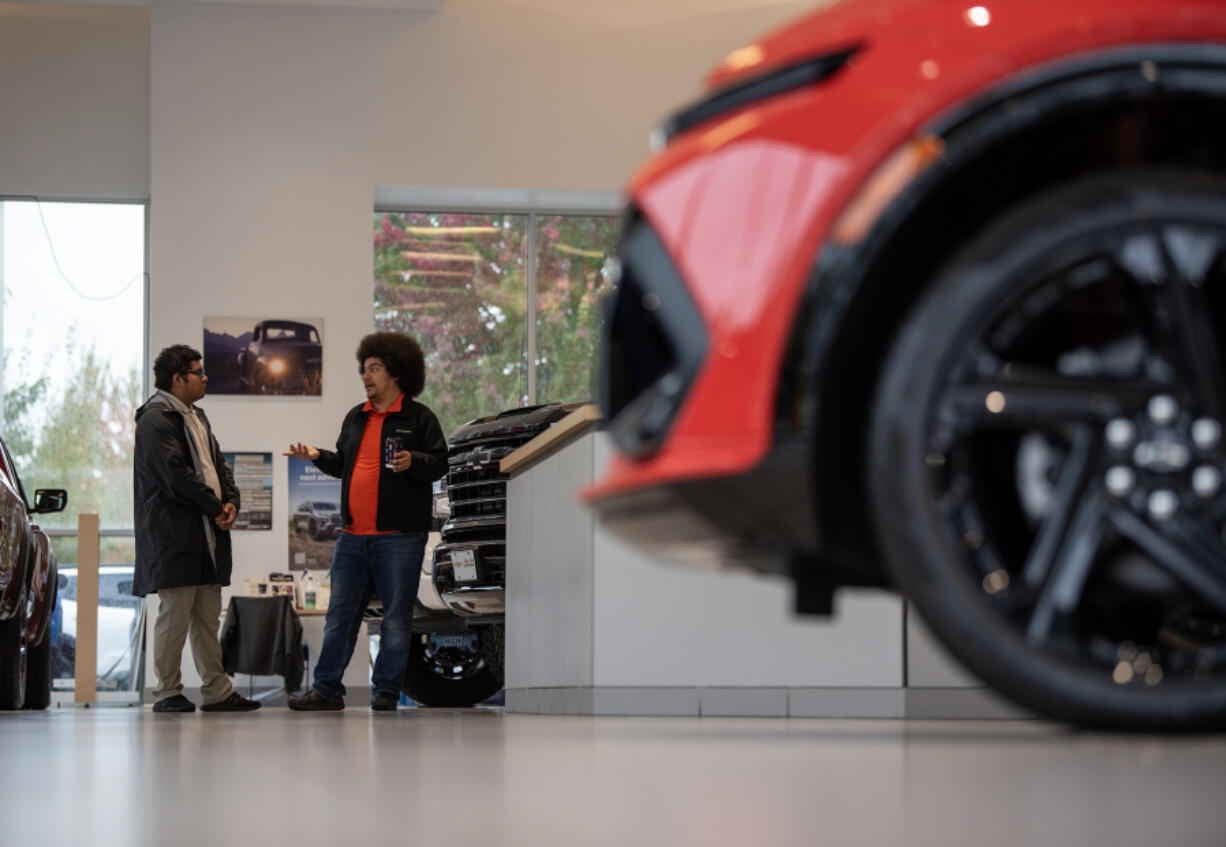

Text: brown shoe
xmin=371 ymin=690 xmax=399 ymax=711
xmin=288 ymin=690 xmax=344 ymax=711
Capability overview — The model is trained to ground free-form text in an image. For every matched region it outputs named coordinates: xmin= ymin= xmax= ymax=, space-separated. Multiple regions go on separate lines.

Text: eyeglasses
xmin=182 ymin=368 xmax=206 ymax=379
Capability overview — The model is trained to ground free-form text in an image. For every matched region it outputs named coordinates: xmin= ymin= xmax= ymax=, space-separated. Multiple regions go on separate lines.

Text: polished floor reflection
xmin=3 ymin=707 xmax=1224 ymax=846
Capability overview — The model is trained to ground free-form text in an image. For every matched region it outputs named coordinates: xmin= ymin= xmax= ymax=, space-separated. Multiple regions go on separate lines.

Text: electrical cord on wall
xmin=5 ymin=194 xmax=147 ymax=302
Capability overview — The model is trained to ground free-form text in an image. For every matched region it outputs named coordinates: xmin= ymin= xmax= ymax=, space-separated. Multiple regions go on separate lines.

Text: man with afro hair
xmin=285 ymin=331 xmax=447 ymax=711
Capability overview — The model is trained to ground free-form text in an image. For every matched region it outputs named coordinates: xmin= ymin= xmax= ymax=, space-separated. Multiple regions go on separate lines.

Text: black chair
xmin=219 ymin=595 xmax=306 ymax=696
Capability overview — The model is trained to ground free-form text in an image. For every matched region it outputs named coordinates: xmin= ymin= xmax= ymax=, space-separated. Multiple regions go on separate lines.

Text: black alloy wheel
xmin=402 ymin=623 xmax=503 ymax=707
xmin=870 ymin=171 xmax=1226 ymax=731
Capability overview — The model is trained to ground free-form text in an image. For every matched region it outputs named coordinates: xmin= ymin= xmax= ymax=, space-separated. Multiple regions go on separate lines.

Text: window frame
xmin=374 ymin=186 xmax=622 ymax=405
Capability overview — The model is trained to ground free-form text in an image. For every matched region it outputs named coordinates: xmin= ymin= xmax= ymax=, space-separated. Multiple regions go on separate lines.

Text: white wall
xmin=1 ymin=0 xmax=818 ymax=690
xmin=0 ymin=3 xmax=149 ymax=199
xmin=148 ymin=0 xmax=812 ymax=611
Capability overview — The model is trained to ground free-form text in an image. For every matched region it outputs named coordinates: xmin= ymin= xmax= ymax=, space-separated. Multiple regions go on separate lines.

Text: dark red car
xmin=588 ymin=0 xmax=1226 ymax=730
xmin=0 ymin=437 xmax=67 ymax=710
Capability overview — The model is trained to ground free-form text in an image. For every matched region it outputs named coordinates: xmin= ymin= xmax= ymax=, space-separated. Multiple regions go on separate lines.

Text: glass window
xmin=1 ymin=200 xmax=146 ymax=531
xmin=534 ymin=215 xmax=620 ymax=404
xmin=49 ymin=553 xmax=143 ymax=694
xmin=2 ymin=199 xmax=146 ymax=699
xmin=374 ymin=212 xmax=529 ymax=437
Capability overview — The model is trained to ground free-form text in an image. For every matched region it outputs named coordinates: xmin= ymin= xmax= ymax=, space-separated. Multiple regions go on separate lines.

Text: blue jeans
xmin=312 ymin=531 xmax=426 ymax=702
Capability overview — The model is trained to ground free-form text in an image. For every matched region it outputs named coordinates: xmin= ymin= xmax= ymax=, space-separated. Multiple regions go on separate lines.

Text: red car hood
xmin=706 ymin=0 xmax=1226 ymax=92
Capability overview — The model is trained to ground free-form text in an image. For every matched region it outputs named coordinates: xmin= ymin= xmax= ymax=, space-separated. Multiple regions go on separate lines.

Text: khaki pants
xmin=152 ymin=584 xmax=234 ymax=705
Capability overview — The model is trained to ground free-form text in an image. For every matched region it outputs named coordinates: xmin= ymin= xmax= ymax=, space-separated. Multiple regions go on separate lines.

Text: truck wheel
xmin=308 ymin=520 xmax=321 ymax=540
xmin=0 ymin=611 xmax=28 ymax=710
xmin=402 ymin=624 xmax=503 ymax=707
xmin=870 ymin=171 xmax=1226 ymax=731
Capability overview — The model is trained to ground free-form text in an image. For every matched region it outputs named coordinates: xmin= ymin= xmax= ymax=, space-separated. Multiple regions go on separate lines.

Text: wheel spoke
xmin=939 ymin=369 xmax=1159 ymax=437
xmin=1021 ymin=427 xmax=1099 ymax=588
xmin=1025 ymin=491 xmax=1109 ymax=645
xmin=1119 ymin=226 xmax=1226 ymax=420
xmin=1107 ymin=507 xmax=1226 ymax=616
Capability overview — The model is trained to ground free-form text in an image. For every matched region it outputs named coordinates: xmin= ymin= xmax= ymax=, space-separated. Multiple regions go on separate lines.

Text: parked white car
xmin=52 ymin=565 xmax=142 ymax=691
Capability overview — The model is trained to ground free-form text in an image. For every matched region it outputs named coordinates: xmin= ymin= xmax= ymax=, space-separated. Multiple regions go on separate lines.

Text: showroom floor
xmin=4 ymin=707 xmax=1225 ymax=847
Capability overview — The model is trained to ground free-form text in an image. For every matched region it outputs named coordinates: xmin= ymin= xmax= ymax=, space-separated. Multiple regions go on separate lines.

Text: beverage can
xmin=384 ymin=436 xmax=404 ymax=469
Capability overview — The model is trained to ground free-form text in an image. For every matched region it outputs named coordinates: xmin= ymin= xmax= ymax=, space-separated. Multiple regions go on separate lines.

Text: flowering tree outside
xmin=373 ymin=211 xmax=620 ymax=438
xmin=374 ymin=212 xmax=530 ymax=438
xmin=534 ymin=214 xmax=621 ymax=405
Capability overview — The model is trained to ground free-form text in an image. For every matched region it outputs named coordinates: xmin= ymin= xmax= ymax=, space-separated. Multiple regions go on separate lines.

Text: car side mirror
xmin=33 ymin=489 xmax=68 ymax=514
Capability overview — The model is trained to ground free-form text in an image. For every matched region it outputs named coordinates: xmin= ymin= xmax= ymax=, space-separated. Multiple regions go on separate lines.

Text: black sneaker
xmin=371 ymin=690 xmax=399 ymax=711
xmin=288 ymin=690 xmax=344 ymax=711
xmin=152 ymin=694 xmax=196 ymax=713
xmin=201 ymin=692 xmax=262 ymax=712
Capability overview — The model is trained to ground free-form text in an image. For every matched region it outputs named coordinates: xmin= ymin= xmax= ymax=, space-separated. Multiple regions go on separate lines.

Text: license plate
xmin=432 ymin=633 xmax=477 ymax=650
xmin=452 ymin=548 xmax=478 ymax=582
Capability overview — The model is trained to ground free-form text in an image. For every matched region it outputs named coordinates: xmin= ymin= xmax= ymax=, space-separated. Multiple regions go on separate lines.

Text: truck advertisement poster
xmin=287 ymin=455 xmax=342 ymax=570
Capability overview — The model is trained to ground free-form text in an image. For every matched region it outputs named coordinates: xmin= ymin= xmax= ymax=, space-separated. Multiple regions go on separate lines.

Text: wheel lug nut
xmin=1105 ymin=465 xmax=1136 ymax=498
xmin=1105 ymin=419 xmax=1137 ymax=451
xmin=1192 ymin=418 xmax=1222 ymax=451
xmin=1147 ymin=489 xmax=1179 ymax=521
xmin=1192 ymin=466 xmax=1222 ymax=499
xmin=1148 ymin=395 xmax=1179 ymax=426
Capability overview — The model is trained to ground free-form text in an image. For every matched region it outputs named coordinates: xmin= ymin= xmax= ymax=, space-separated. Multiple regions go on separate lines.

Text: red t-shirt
xmin=346 ymin=393 xmax=404 ymax=535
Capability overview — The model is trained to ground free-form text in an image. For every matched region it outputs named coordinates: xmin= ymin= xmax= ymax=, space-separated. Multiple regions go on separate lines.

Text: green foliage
xmin=4 ymin=340 xmax=141 ymax=530
xmin=2 ymin=373 xmax=48 ymax=467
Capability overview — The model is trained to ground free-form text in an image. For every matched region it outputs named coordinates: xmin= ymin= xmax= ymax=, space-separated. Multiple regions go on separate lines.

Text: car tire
xmin=402 ymin=623 xmax=503 ymax=707
xmin=22 ymin=633 xmax=51 ymax=711
xmin=308 ymin=520 xmax=320 ymax=540
xmin=23 ymin=580 xmax=56 ymax=711
xmin=869 ymin=170 xmax=1226 ymax=731
xmin=0 ymin=610 xmax=28 ymax=711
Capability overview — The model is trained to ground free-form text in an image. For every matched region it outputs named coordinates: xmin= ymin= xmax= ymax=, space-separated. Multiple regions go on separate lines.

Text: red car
xmin=588 ymin=0 xmax=1226 ymax=730
xmin=0 ymin=437 xmax=67 ymax=710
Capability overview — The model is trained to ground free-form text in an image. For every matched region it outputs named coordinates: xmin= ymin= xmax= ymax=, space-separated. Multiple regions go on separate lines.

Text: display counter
xmin=501 ymin=407 xmax=1022 ymax=718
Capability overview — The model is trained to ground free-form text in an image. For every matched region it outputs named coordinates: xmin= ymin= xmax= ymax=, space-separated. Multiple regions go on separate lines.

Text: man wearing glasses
xmin=133 ymin=344 xmax=259 ymax=713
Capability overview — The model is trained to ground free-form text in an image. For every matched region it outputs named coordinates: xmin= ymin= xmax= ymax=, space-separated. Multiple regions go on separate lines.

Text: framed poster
xmin=203 ymin=316 xmax=324 ymax=396
xmin=221 ymin=452 xmax=273 ymax=530
xmin=287 ymin=456 xmax=342 ymax=570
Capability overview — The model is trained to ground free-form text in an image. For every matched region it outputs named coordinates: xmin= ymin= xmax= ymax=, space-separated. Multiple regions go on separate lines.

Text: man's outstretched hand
xmin=283 ymin=442 xmax=321 ymax=461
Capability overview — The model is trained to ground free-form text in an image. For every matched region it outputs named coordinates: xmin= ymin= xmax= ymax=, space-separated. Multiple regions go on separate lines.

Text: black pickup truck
xmin=401 ymin=403 xmax=575 ymax=707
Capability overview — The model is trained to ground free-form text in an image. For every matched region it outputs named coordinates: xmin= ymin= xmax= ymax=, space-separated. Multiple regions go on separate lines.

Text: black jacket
xmin=219 ymin=596 xmax=305 ymax=692
xmin=314 ymin=396 xmax=448 ymax=531
xmin=132 ymin=393 xmax=240 ymax=596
